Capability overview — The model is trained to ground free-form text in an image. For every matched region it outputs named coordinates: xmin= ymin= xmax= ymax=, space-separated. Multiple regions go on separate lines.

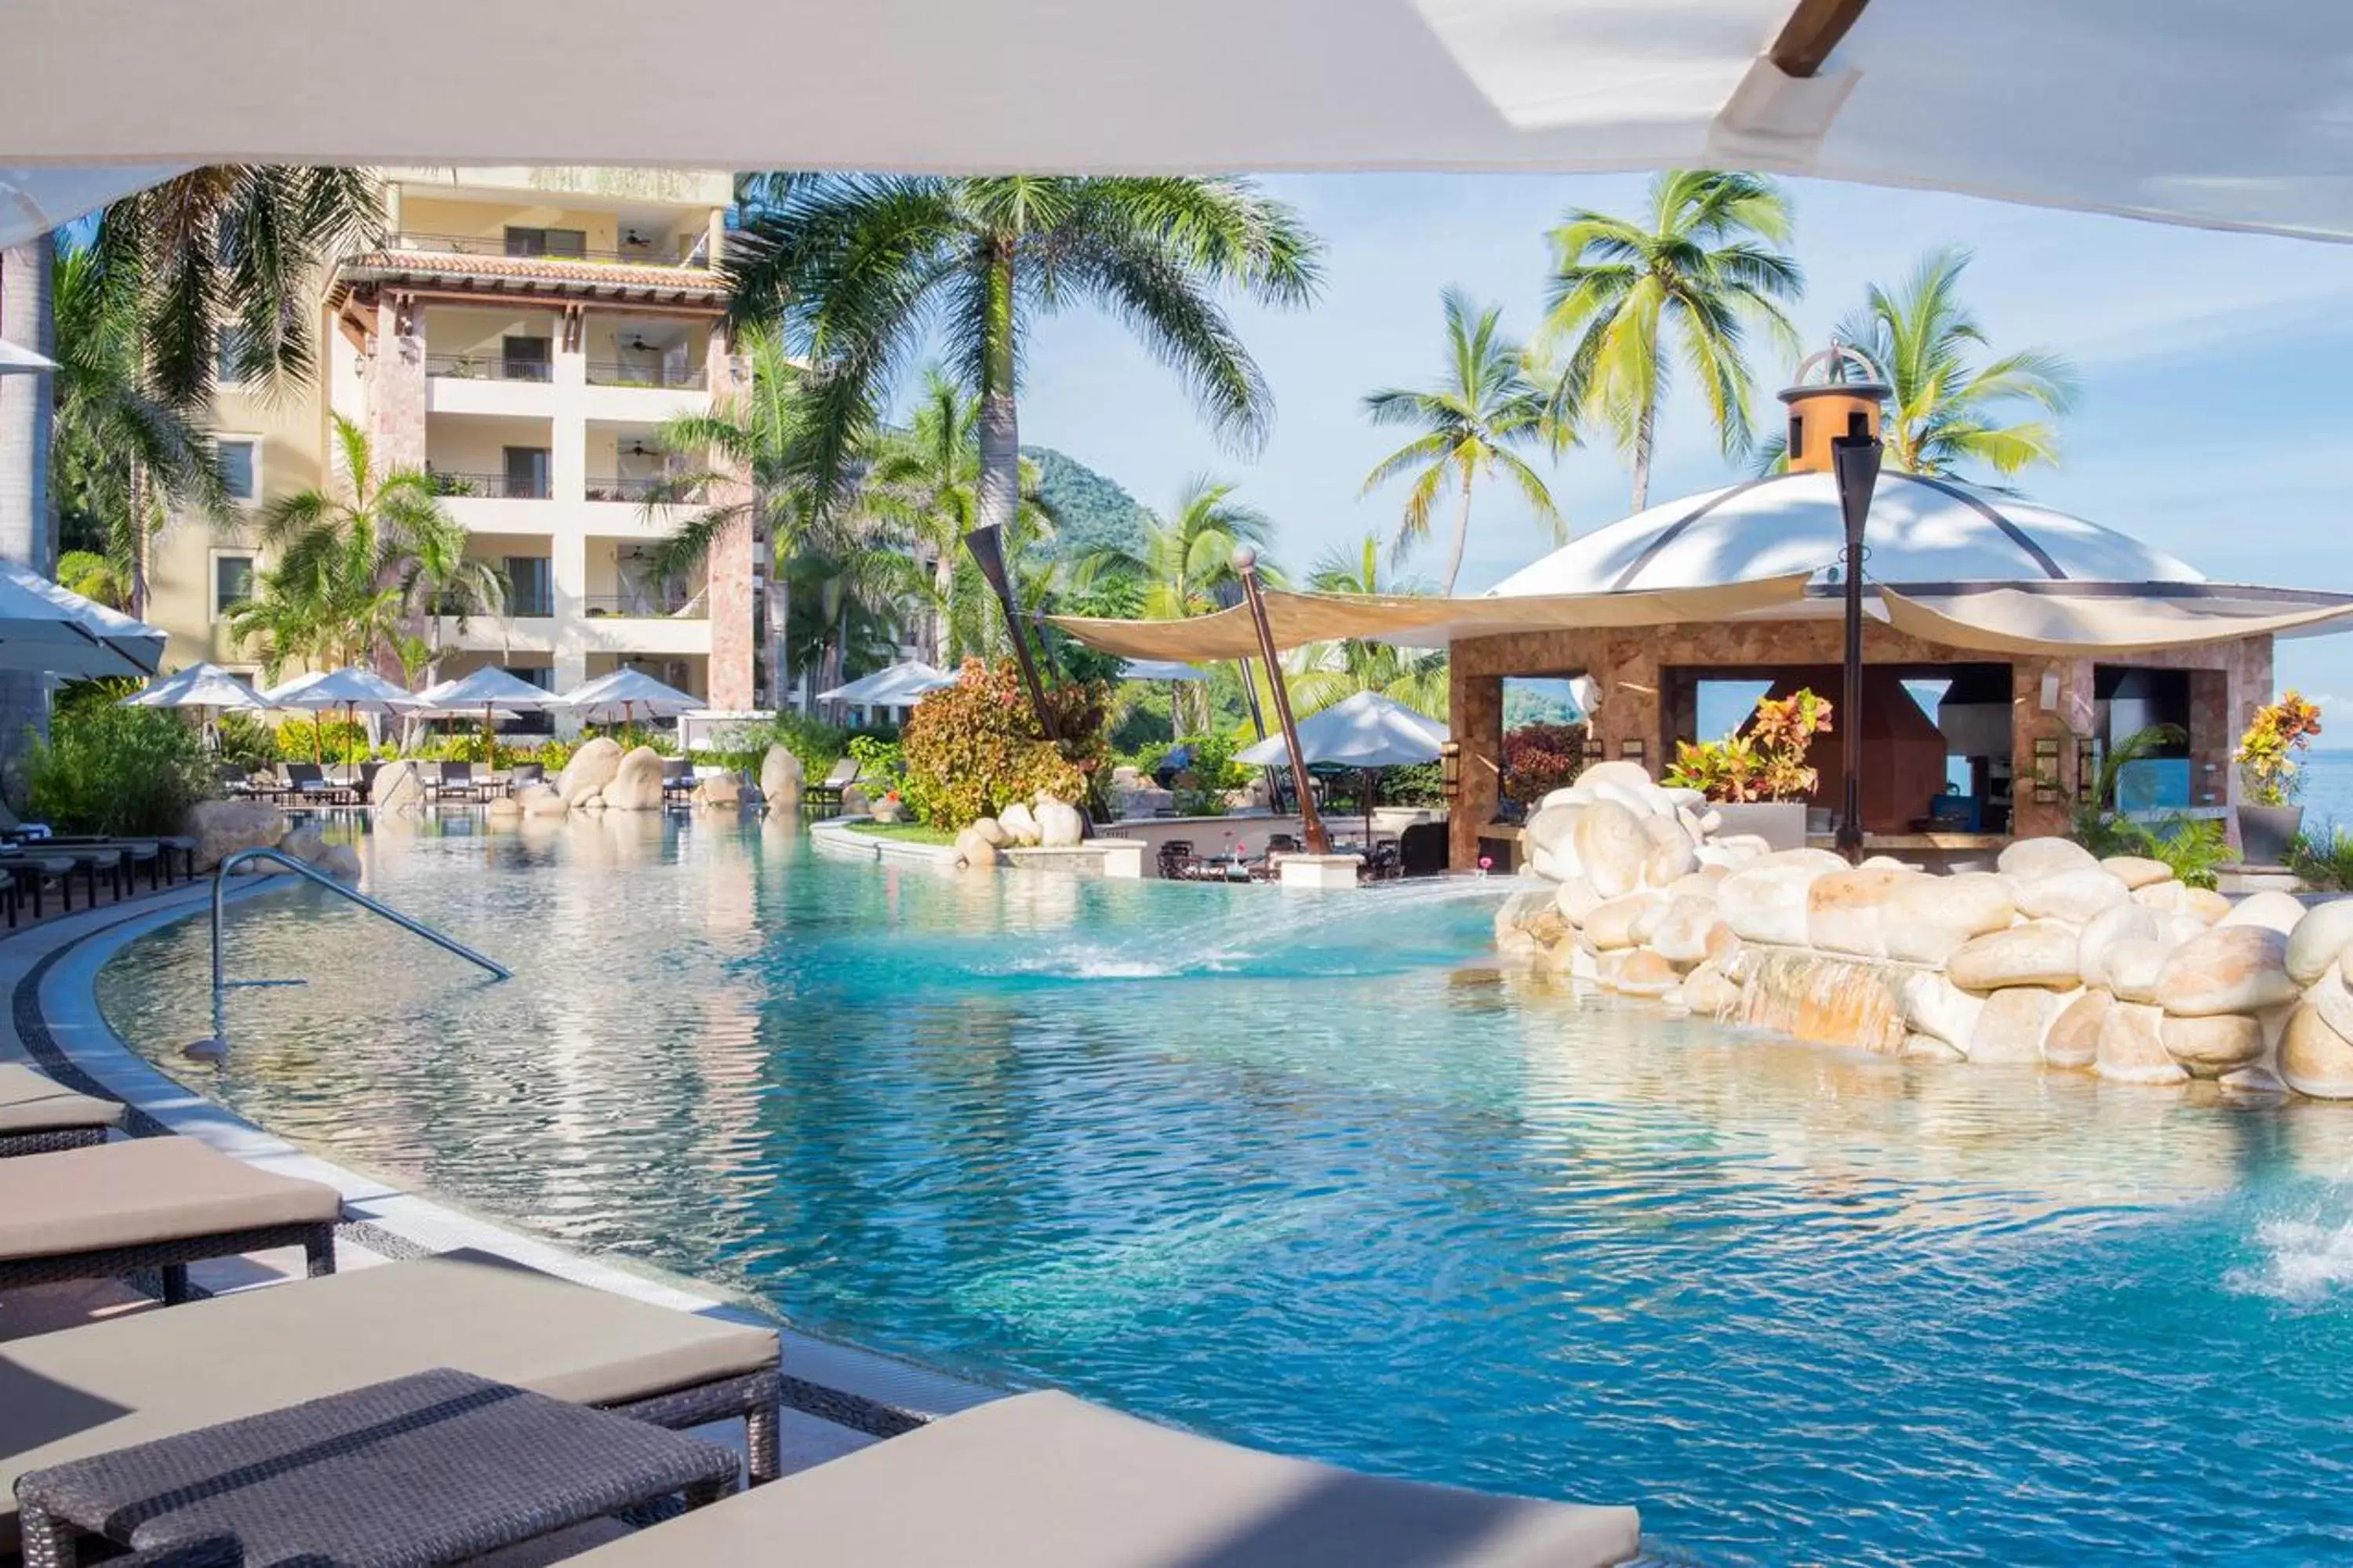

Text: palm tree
xmin=48 ymin=242 xmax=231 ymax=606
xmin=1360 ymin=288 xmax=1562 ymax=595
xmin=722 ymin=174 xmax=1320 ymax=551
xmin=1077 ymin=478 xmax=1275 ymax=731
xmin=862 ymin=367 xmax=1056 ymax=664
xmin=1538 ymin=170 xmax=1802 ymax=511
xmin=1831 ymin=246 xmax=2078 ymax=479
xmin=86 ymin=167 xmax=382 ymax=613
xmin=644 ymin=327 xmax=809 ymax=710
xmin=55 ymin=550 xmax=131 ymax=609
xmin=1291 ymin=533 xmax=1449 ymax=717
xmin=232 ymin=417 xmax=499 ymax=678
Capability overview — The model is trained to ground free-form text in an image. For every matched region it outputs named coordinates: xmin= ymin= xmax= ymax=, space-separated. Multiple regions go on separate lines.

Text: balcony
xmin=426 ymin=352 xmax=553 ymax=383
xmin=585 ymin=358 xmax=707 ymax=391
xmin=430 ymin=471 xmax=549 ymax=500
xmin=585 ymin=475 xmax=707 ymax=504
xmin=391 ymin=231 xmax=712 ymax=268
xmin=584 ymin=591 xmax=707 ymax=620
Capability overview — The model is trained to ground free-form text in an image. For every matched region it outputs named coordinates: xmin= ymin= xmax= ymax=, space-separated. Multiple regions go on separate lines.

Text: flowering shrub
xmin=2238 ymin=691 xmax=2323 ymax=806
xmin=1502 ymin=722 xmax=1587 ymax=802
xmin=899 ymin=658 xmax=1111 ymax=829
xmin=1665 ymin=689 xmax=1834 ymax=802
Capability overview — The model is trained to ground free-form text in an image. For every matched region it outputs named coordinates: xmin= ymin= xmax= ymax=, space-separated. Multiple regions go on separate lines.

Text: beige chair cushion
xmin=0 ymin=1248 xmax=778 ymax=1538
xmin=0 ymin=1137 xmax=342 ymax=1260
xmin=0 ymin=1064 xmax=124 ymax=1136
xmin=573 ymin=1390 xmax=1642 ymax=1568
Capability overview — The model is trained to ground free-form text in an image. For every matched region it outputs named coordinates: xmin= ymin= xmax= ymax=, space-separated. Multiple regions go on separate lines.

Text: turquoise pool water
xmin=96 ymin=816 xmax=2353 ymax=1566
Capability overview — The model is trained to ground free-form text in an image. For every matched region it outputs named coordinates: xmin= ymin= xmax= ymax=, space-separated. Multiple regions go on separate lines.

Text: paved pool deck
xmin=0 ymin=872 xmax=1004 ymax=1477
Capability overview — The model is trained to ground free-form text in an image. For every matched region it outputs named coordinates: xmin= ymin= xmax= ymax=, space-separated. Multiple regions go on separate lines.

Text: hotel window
xmin=216 ymin=437 xmax=260 ymax=502
xmin=216 ymin=326 xmax=254 ymax=385
xmin=505 ymin=556 xmax=553 ymax=617
xmin=213 ymin=552 xmax=255 ymax=619
xmin=504 ymin=226 xmax=587 ymax=260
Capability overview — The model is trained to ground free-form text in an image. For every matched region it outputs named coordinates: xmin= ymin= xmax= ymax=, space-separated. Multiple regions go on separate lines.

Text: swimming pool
xmin=96 ymin=816 xmax=2353 ymax=1565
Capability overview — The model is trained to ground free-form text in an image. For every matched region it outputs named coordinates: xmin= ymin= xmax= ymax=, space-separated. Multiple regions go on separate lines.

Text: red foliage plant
xmin=1502 ymin=721 xmax=1588 ymax=803
xmin=900 ymin=657 xmax=1112 ymax=829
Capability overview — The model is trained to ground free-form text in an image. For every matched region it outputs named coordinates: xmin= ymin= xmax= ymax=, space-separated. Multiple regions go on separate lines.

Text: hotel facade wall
xmin=1447 ymin=619 xmax=2275 ymax=869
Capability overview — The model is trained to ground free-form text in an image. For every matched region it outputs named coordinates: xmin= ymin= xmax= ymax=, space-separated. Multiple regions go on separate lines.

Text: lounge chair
xmin=0 ymin=849 xmax=80 ymax=919
xmin=0 ymin=1246 xmax=785 ymax=1544
xmin=0 ymin=1137 xmax=340 ymax=1304
xmin=1155 ymin=839 xmax=1196 ymax=881
xmin=0 ymin=1064 xmax=124 ymax=1158
xmin=805 ymin=758 xmax=860 ymax=812
xmin=661 ymin=759 xmax=695 ymax=805
xmin=509 ymin=761 xmax=545 ymax=790
xmin=431 ymin=760 xmax=480 ymax=803
xmin=565 ymin=1388 xmax=1641 ymax=1567
xmin=1398 ymin=821 xmax=1449 ymax=879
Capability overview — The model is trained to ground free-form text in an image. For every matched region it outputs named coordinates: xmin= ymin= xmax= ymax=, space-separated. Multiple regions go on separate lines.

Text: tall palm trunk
xmin=1629 ymin=377 xmax=1657 ymax=512
xmin=765 ymin=532 xmax=788 ymax=711
xmin=930 ymin=549 xmax=955 ymax=664
xmin=127 ymin=460 xmax=150 ymax=617
xmin=973 ymin=248 xmax=1024 ymax=661
xmin=1441 ymin=467 xmax=1477 ymax=595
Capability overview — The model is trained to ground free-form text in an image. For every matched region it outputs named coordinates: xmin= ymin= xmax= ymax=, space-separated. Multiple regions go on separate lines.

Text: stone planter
xmin=1708 ymin=801 xmax=1809 ymax=850
xmin=871 ymin=799 xmax=907 ymax=824
xmin=2237 ymin=803 xmax=2304 ymax=867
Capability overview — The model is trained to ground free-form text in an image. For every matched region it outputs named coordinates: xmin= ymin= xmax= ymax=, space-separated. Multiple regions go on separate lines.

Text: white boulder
xmin=2076 ymin=903 xmax=2160 ymax=992
xmin=558 ymin=737 xmax=624 ymax=805
xmin=954 ymin=827 xmax=1000 ymax=871
xmin=2097 ymin=999 xmax=2189 ymax=1084
xmin=2286 ymin=898 xmax=2353 ymax=985
xmin=998 ymin=801 xmax=1042 ymax=846
xmin=759 ymin=745 xmax=803 ymax=812
xmin=1948 ymin=921 xmax=2084 ymax=992
xmin=2160 ymin=1012 xmax=2266 ymax=1077
xmin=2154 ymin=925 xmax=2297 ymax=1016
xmin=2282 ymin=1002 xmax=2353 ymax=1098
xmin=1969 ymin=985 xmax=2072 ymax=1064
xmin=369 ymin=759 xmax=424 ymax=810
xmin=187 ymin=799 xmax=286 ymax=872
xmin=2013 ymin=866 xmax=2131 ymax=924
xmin=1997 ymin=836 xmax=2100 ymax=881
xmin=602 ymin=747 xmax=667 ymax=811
xmin=2043 ymin=988 xmax=2110 ymax=1069
xmin=1882 ymin=873 xmax=2017 ymax=966
xmin=1035 ymin=799 xmax=1086 ymax=849
xmin=1806 ymin=867 xmax=1918 ymax=959
xmin=2217 ymin=890 xmax=2308 ymax=936
xmin=1572 ymin=799 xmax=1649 ymax=900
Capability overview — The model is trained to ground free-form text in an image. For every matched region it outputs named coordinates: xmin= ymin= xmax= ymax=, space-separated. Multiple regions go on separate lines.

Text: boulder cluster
xmin=184 ymin=799 xmax=360 ymax=881
xmin=951 ymin=794 xmax=1086 ymax=871
xmin=1494 ymin=762 xmax=2353 ymax=1099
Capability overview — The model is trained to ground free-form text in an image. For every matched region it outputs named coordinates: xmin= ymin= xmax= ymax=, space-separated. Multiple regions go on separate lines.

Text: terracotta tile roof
xmin=337 ymin=246 xmax=727 ymax=298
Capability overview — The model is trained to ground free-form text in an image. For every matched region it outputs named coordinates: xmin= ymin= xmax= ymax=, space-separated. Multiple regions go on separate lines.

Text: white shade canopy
xmin=7 ymin=4 xmax=2353 ymax=244
xmin=267 ymin=665 xmax=421 ymax=713
xmin=816 ymin=660 xmax=955 ymax=707
xmin=122 ymin=663 xmax=275 ymax=711
xmin=0 ymin=562 xmax=165 ymax=678
xmin=1237 ymin=690 xmax=1448 ymax=769
xmin=560 ymin=667 xmax=703 ymax=723
xmin=0 ymin=338 xmax=55 ymax=377
xmin=416 ymin=664 xmax=562 ymax=715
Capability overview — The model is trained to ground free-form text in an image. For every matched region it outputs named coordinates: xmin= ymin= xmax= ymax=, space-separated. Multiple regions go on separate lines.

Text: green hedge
xmin=28 ymin=706 xmax=216 ymax=836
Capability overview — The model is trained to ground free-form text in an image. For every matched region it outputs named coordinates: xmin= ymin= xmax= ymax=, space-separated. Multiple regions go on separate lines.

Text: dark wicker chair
xmin=1156 ymin=839 xmax=1197 ymax=881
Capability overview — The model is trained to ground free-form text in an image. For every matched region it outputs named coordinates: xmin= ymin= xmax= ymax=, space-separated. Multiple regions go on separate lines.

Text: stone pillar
xmin=1449 ymin=665 xmax=1501 ymax=871
xmin=2010 ymin=657 xmax=2094 ymax=839
xmin=702 ymin=341 xmax=756 ymax=712
xmin=366 ymin=294 xmax=427 ymax=472
xmin=1589 ymin=635 xmax=1664 ymax=776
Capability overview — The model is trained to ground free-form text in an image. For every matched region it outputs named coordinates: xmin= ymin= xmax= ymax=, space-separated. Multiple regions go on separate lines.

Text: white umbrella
xmin=0 ymin=561 xmax=164 ymax=678
xmin=419 ymin=665 xmax=562 ymax=759
xmin=1237 ymin=691 xmax=1448 ymax=842
xmin=559 ymin=668 xmax=703 ymax=727
xmin=268 ymin=665 xmax=422 ymax=765
xmin=0 ymin=338 xmax=55 ymax=376
xmin=122 ymin=662 xmax=275 ymax=752
xmin=816 ymin=660 xmax=955 ymax=708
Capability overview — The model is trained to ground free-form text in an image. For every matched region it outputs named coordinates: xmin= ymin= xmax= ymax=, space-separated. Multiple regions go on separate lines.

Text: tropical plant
xmin=2289 ymin=824 xmax=2353 ymax=894
xmin=1360 ymin=288 xmax=1562 ymax=594
xmin=898 ymin=657 xmax=1110 ymax=829
xmin=2064 ymin=722 xmax=2189 ymax=855
xmin=722 ymin=174 xmax=1320 ymax=562
xmin=1666 ymin=689 xmax=1832 ymax=802
xmin=2129 ymin=816 xmax=2232 ymax=891
xmin=1290 ymin=534 xmax=1449 ymax=718
xmin=230 ymin=417 xmax=500 ymax=679
xmin=1502 ymin=721 xmax=1588 ymax=803
xmin=2238 ymin=693 xmax=2323 ymax=807
xmin=47 ymin=242 xmax=233 ymax=607
xmin=862 ymin=368 xmax=1056 ymax=663
xmin=1074 ymin=477 xmax=1275 ymax=729
xmin=27 ymin=704 xmax=215 ymax=836
xmin=1538 ymin=171 xmax=1802 ymax=511
xmin=645 ymin=326 xmax=811 ymax=709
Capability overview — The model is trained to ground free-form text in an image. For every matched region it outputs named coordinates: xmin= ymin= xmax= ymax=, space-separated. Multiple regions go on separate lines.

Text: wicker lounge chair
xmin=805 ymin=757 xmax=860 ymax=812
xmin=0 ymin=1064 xmax=124 ymax=1158
xmin=0 ymin=1246 xmax=785 ymax=1546
xmin=431 ymin=760 xmax=481 ymax=803
xmin=0 ymin=1137 xmax=340 ymax=1304
xmin=566 ymin=1388 xmax=1641 ymax=1567
xmin=662 ymin=759 xmax=696 ymax=805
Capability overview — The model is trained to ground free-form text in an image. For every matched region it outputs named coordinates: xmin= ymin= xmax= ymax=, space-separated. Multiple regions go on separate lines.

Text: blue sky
xmin=936 ymin=173 xmax=2353 ymax=710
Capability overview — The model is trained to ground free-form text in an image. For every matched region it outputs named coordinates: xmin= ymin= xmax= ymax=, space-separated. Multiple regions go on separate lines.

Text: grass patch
xmin=845 ymin=820 xmax=958 ymax=846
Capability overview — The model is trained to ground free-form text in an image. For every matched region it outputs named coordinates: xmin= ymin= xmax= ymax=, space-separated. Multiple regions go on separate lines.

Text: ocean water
xmin=95 ymin=814 xmax=2353 ymax=1566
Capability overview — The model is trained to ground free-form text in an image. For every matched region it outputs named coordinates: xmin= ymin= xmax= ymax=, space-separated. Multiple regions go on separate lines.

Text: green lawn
xmin=845 ymin=819 xmax=958 ymax=846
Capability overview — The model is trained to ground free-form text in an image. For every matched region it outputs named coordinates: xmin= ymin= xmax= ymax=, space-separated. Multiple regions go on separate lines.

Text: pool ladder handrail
xmin=204 ymin=848 xmax=511 ymax=1049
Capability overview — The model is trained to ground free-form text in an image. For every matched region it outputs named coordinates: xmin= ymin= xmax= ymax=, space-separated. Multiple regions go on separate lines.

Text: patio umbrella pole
xmin=1233 ymin=546 xmax=1329 ymax=856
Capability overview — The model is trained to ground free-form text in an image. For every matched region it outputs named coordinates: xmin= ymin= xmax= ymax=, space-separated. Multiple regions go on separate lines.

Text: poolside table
xmin=13 ymin=1368 xmax=742 ymax=1568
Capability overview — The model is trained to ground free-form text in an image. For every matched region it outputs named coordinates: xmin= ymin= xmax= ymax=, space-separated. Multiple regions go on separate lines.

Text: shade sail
xmin=560 ymin=667 xmax=703 ymax=722
xmin=1236 ymin=691 xmax=1447 ymax=769
xmin=0 ymin=339 xmax=55 ymax=376
xmin=816 ymin=660 xmax=955 ymax=706
xmin=9 ymin=4 xmax=2353 ymax=243
xmin=1047 ymin=574 xmax=1813 ymax=660
xmin=122 ymin=664 xmax=275 ymax=711
xmin=1878 ymin=585 xmax=2353 ymax=657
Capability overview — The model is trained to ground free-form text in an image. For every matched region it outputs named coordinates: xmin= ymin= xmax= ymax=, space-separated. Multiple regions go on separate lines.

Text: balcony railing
xmin=583 ymin=593 xmax=708 ymax=620
xmin=389 ymin=231 xmax=711 ymax=267
xmin=426 ymin=352 xmax=553 ymax=383
xmin=427 ymin=471 xmax=548 ymax=500
xmin=585 ymin=475 xmax=706 ymax=504
xmin=584 ymin=358 xmax=708 ymax=391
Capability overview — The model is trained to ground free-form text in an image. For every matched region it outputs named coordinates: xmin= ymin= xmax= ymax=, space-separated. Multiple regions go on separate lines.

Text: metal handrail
xmin=197 ymin=848 xmax=510 ymax=1055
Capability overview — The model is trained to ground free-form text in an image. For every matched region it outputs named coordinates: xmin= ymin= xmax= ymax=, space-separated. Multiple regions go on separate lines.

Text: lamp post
xmin=1233 ymin=544 xmax=1330 ymax=855
xmin=1830 ymin=432 xmax=1882 ymax=862
xmin=961 ymin=523 xmax=1056 ymax=741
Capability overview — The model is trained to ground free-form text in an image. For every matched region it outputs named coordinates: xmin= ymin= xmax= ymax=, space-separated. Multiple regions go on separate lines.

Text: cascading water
xmin=1730 ymin=944 xmax=1914 ymax=1054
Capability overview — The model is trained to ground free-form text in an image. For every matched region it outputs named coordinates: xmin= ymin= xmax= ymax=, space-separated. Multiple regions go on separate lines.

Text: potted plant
xmin=2235 ymin=691 xmax=2322 ymax=864
xmin=1664 ymin=689 xmax=1832 ymax=850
